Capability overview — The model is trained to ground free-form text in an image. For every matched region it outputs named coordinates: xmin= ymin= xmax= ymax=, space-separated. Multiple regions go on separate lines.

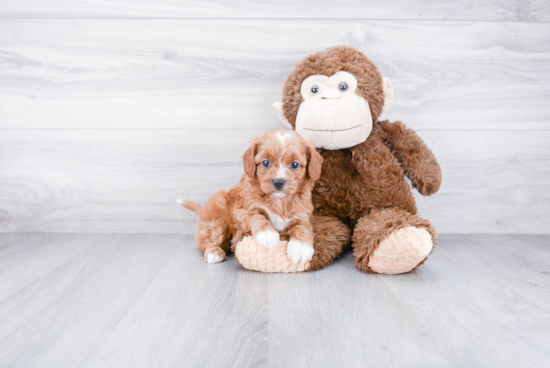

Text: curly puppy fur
xmin=281 ymin=46 xmax=442 ymax=273
xmin=180 ymin=129 xmax=323 ymax=264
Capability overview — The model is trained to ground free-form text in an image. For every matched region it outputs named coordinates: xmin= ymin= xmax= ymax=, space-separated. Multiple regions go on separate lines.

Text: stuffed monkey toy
xmin=235 ymin=46 xmax=441 ymax=274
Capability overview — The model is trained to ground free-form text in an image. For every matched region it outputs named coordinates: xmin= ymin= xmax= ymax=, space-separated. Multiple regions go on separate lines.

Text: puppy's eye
xmin=262 ymin=160 xmax=270 ymax=168
xmin=339 ymin=82 xmax=348 ymax=91
xmin=311 ymin=85 xmax=319 ymax=94
xmin=290 ymin=162 xmax=299 ymax=170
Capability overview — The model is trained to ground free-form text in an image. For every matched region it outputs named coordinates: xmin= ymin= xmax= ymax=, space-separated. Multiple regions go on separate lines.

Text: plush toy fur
xmin=235 ymin=237 xmax=310 ymax=272
xmin=235 ymin=46 xmax=441 ymax=274
xmin=281 ymin=46 xmax=387 ymax=128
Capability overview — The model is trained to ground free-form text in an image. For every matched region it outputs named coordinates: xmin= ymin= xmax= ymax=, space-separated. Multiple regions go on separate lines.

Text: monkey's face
xmin=274 ymin=47 xmax=394 ymax=150
xmin=295 ymin=71 xmax=372 ymax=150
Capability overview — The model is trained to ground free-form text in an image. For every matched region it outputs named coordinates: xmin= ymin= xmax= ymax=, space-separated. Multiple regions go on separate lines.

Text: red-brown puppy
xmin=179 ymin=129 xmax=323 ymax=265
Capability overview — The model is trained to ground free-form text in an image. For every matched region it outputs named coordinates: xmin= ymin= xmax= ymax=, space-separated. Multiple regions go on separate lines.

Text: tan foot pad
xmin=368 ymin=226 xmax=433 ymax=275
xmin=235 ymin=236 xmax=309 ymax=273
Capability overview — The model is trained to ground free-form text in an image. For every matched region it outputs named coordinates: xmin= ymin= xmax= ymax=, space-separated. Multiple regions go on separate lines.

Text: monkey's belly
xmin=313 ymin=165 xmax=416 ymax=220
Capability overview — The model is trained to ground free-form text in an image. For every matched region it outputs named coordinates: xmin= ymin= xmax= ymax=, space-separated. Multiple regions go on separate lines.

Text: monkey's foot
xmin=234 ymin=236 xmax=309 ymax=273
xmin=367 ymin=227 xmax=433 ymax=275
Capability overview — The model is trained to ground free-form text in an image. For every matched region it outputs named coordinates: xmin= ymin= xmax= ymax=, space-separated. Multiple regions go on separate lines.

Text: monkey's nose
xmin=273 ymin=179 xmax=285 ymax=190
xmin=321 ymin=90 xmax=341 ymax=99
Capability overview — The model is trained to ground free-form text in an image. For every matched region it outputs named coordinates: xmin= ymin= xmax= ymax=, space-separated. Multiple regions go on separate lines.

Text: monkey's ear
xmin=243 ymin=137 xmax=259 ymax=177
xmin=273 ymin=102 xmax=294 ymax=129
xmin=306 ymin=142 xmax=323 ymax=181
xmin=382 ymin=77 xmax=394 ymax=111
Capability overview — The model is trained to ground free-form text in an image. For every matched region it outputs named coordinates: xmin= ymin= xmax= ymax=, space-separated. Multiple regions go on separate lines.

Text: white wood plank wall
xmin=0 ymin=1 xmax=549 ymax=234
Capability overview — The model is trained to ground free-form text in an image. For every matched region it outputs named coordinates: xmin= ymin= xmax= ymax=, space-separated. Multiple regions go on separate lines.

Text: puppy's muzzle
xmin=273 ymin=179 xmax=285 ymax=190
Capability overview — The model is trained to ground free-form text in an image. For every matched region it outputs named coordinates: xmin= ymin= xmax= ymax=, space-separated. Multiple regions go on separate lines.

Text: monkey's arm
xmin=378 ymin=120 xmax=442 ymax=196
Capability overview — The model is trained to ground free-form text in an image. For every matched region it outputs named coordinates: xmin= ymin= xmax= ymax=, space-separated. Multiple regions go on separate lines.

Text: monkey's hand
xmin=379 ymin=120 xmax=442 ymax=196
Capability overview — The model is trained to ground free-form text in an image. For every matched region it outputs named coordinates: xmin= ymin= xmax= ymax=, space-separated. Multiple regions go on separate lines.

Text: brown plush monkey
xmin=236 ymin=46 xmax=441 ymax=274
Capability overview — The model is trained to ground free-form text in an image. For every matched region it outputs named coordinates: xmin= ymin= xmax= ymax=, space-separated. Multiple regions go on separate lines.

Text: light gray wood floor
xmin=1 ymin=234 xmax=549 ymax=367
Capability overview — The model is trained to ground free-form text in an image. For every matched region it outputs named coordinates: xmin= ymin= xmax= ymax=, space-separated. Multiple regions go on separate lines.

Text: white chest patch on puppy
xmin=270 ymin=214 xmax=293 ymax=231
xmin=257 ymin=205 xmax=293 ymax=231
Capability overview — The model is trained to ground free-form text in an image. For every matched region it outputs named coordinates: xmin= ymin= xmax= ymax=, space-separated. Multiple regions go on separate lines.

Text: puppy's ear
xmin=306 ymin=142 xmax=323 ymax=181
xmin=243 ymin=137 xmax=259 ymax=177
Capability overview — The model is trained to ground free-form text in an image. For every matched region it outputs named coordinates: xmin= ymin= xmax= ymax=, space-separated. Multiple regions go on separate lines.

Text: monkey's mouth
xmin=302 ymin=125 xmax=361 ymax=133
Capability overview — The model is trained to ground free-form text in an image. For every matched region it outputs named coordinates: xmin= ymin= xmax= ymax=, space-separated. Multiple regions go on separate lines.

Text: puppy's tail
xmin=177 ymin=199 xmax=203 ymax=215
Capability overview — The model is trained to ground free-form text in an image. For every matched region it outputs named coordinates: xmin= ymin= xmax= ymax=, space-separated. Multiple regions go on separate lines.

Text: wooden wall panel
xmin=1 ymin=20 xmax=549 ymax=131
xmin=1 ymin=2 xmax=549 ymax=234
xmin=0 ymin=0 xmax=549 ymax=21
xmin=1 ymin=130 xmax=548 ymax=234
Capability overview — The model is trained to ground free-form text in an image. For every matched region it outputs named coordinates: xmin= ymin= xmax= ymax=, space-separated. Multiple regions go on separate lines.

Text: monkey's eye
xmin=311 ymin=85 xmax=319 ymax=94
xmin=339 ymin=82 xmax=348 ymax=91
xmin=262 ymin=160 xmax=270 ymax=168
xmin=290 ymin=162 xmax=299 ymax=170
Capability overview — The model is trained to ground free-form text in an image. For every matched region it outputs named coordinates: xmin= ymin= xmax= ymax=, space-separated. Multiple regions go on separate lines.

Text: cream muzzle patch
xmin=295 ymin=71 xmax=373 ymax=150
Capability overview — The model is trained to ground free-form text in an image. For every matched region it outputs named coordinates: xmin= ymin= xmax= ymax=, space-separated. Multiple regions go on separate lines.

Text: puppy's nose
xmin=273 ymin=179 xmax=285 ymax=190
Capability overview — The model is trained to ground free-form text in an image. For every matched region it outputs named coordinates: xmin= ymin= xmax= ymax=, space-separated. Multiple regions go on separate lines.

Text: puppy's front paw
xmin=287 ymin=239 xmax=314 ymax=265
xmin=254 ymin=230 xmax=280 ymax=249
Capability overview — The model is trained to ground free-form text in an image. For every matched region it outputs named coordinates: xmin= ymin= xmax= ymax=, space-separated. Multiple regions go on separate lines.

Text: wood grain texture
xmin=0 ymin=233 xmax=549 ymax=367
xmin=1 ymin=129 xmax=549 ymax=234
xmin=1 ymin=19 xmax=549 ymax=130
xmin=0 ymin=233 xmax=268 ymax=367
xmin=0 ymin=0 xmax=549 ymax=21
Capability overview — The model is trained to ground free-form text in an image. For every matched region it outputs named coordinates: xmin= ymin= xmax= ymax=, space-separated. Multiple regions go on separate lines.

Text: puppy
xmin=179 ymin=129 xmax=323 ymax=265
